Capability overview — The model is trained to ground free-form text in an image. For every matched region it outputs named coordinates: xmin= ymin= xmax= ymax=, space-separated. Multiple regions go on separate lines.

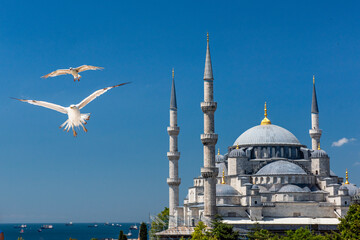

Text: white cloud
xmin=331 ymin=137 xmax=356 ymax=147
xmin=354 ymin=161 xmax=360 ymax=166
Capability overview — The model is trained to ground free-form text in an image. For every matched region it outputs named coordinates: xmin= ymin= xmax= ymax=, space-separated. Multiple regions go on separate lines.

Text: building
xmin=158 ymin=34 xmax=360 ymax=238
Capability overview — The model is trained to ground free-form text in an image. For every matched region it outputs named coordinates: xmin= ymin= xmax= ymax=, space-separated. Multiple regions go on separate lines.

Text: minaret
xmin=309 ymin=75 xmax=322 ymax=150
xmin=167 ymin=69 xmax=181 ymax=224
xmin=200 ymin=33 xmax=218 ymax=223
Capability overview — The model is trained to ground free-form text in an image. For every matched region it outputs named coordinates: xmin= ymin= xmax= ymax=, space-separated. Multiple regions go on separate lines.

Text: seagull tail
xmin=81 ymin=113 xmax=90 ymax=121
xmin=60 ymin=119 xmax=69 ymax=129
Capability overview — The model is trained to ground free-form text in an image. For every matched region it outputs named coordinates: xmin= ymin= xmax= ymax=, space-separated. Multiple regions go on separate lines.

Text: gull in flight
xmin=13 ymin=82 xmax=130 ymax=137
xmin=42 ymin=65 xmax=104 ymax=81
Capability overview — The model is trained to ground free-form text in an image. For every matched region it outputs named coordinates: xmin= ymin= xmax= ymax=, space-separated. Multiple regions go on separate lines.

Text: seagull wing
xmin=75 ymin=65 xmax=104 ymax=73
xmin=76 ymin=82 xmax=130 ymax=110
xmin=41 ymin=69 xmax=72 ymax=78
xmin=12 ymin=98 xmax=68 ymax=114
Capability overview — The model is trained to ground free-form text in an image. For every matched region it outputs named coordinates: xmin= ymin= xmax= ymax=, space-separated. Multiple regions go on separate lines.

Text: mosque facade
xmin=160 ymin=35 xmax=359 ymax=237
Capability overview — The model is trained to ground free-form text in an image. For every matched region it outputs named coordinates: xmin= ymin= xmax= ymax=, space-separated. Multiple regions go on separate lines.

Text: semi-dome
xmin=278 ymin=184 xmax=310 ymax=193
xmin=229 ymin=148 xmax=246 ymax=158
xmin=311 ymin=149 xmax=329 ymax=158
xmin=255 ymin=160 xmax=307 ymax=175
xmin=216 ymin=184 xmax=239 ymax=196
xmin=233 ymin=124 xmax=302 ymax=147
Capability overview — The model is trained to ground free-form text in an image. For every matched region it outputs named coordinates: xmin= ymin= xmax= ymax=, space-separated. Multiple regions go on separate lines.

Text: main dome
xmin=233 ymin=124 xmax=302 ymax=147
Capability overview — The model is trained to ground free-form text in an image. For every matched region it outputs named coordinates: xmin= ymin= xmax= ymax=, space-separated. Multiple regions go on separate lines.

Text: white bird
xmin=42 ymin=65 xmax=104 ymax=81
xmin=13 ymin=82 xmax=130 ymax=137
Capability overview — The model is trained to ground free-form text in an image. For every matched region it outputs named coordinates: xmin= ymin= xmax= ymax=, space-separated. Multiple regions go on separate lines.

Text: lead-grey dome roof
xmin=229 ymin=148 xmax=246 ymax=158
xmin=278 ymin=184 xmax=310 ymax=193
xmin=233 ymin=124 xmax=302 ymax=146
xmin=216 ymin=184 xmax=239 ymax=196
xmin=255 ymin=160 xmax=307 ymax=175
xmin=311 ymin=149 xmax=329 ymax=158
xmin=342 ymin=184 xmax=359 ymax=196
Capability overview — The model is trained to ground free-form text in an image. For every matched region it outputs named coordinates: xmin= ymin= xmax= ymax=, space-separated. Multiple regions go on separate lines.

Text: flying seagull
xmin=42 ymin=65 xmax=104 ymax=81
xmin=12 ymin=82 xmax=130 ymax=137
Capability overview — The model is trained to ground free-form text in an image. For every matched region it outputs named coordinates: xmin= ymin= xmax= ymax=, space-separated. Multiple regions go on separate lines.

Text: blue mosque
xmin=158 ymin=34 xmax=360 ymax=238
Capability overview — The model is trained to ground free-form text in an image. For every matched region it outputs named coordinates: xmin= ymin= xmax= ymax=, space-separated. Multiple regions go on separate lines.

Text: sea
xmin=0 ymin=223 xmax=142 ymax=240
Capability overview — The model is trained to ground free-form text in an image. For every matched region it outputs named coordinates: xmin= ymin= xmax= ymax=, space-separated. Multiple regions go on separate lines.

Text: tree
xmin=338 ymin=203 xmax=360 ymax=239
xmin=140 ymin=222 xmax=148 ymax=240
xmin=150 ymin=207 xmax=169 ymax=239
xmin=118 ymin=230 xmax=128 ymax=240
xmin=191 ymin=221 xmax=212 ymax=240
xmin=210 ymin=215 xmax=239 ymax=240
xmin=248 ymin=224 xmax=274 ymax=240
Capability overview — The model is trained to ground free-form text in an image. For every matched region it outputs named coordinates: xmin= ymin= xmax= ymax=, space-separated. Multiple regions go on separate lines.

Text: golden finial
xmin=236 ymin=144 xmax=239 ymax=149
xmin=313 ymin=75 xmax=315 ymax=85
xmin=207 ymin=32 xmax=209 ymax=42
xmin=261 ymin=102 xmax=271 ymax=125
xmin=318 ymin=143 xmax=321 ymax=150
xmin=218 ymin=148 xmax=220 ymax=155
xmin=345 ymin=169 xmax=349 ymax=184
xmin=221 ymin=169 xmax=226 ymax=184
xmin=172 ymin=68 xmax=174 ymax=80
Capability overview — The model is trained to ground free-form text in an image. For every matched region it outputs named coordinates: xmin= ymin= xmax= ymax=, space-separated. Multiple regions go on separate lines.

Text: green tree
xmin=150 ymin=207 xmax=169 ymax=239
xmin=248 ymin=224 xmax=274 ymax=240
xmin=338 ymin=203 xmax=360 ymax=239
xmin=210 ymin=215 xmax=239 ymax=240
xmin=140 ymin=222 xmax=148 ymax=240
xmin=191 ymin=221 xmax=212 ymax=240
xmin=118 ymin=230 xmax=127 ymax=240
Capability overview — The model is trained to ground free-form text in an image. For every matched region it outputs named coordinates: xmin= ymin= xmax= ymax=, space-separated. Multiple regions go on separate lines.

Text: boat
xmin=14 ymin=224 xmax=27 ymax=229
xmin=129 ymin=224 xmax=138 ymax=230
xmin=127 ymin=231 xmax=132 ymax=237
xmin=65 ymin=222 xmax=73 ymax=226
xmin=19 ymin=229 xmax=24 ymax=234
xmin=88 ymin=224 xmax=98 ymax=228
xmin=41 ymin=225 xmax=54 ymax=229
xmin=38 ymin=229 xmax=42 ymax=232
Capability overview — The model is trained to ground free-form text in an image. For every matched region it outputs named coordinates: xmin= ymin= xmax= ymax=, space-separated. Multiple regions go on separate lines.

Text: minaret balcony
xmin=201 ymin=167 xmax=219 ymax=179
xmin=309 ymin=129 xmax=322 ymax=138
xmin=201 ymin=133 xmax=218 ymax=145
xmin=201 ymin=102 xmax=217 ymax=113
xmin=167 ymin=178 xmax=181 ymax=186
xmin=167 ymin=151 xmax=180 ymax=160
xmin=167 ymin=126 xmax=180 ymax=135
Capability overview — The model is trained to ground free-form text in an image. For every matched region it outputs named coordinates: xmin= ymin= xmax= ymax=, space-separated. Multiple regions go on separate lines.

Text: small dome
xmin=216 ymin=153 xmax=225 ymax=163
xmin=255 ymin=160 xmax=307 ymax=175
xmin=342 ymin=184 xmax=359 ymax=196
xmin=278 ymin=184 xmax=310 ymax=193
xmin=234 ymin=124 xmax=302 ymax=147
xmin=229 ymin=148 xmax=246 ymax=158
xmin=216 ymin=184 xmax=239 ymax=196
xmin=311 ymin=149 xmax=329 ymax=158
xmin=252 ymin=184 xmax=260 ymax=190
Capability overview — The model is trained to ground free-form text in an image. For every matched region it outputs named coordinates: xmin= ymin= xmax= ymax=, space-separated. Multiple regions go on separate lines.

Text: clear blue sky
xmin=0 ymin=0 xmax=359 ymax=223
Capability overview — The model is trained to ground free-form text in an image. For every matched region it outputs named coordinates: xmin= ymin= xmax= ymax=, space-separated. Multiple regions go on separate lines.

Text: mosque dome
xmin=233 ymin=124 xmax=302 ymax=147
xmin=278 ymin=184 xmax=310 ymax=193
xmin=229 ymin=148 xmax=246 ymax=158
xmin=216 ymin=152 xmax=225 ymax=163
xmin=311 ymin=149 xmax=329 ymax=158
xmin=216 ymin=184 xmax=239 ymax=196
xmin=342 ymin=184 xmax=360 ymax=196
xmin=255 ymin=160 xmax=307 ymax=175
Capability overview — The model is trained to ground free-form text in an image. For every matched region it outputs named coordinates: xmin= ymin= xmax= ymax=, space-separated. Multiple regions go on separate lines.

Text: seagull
xmin=12 ymin=82 xmax=130 ymax=137
xmin=42 ymin=65 xmax=104 ymax=81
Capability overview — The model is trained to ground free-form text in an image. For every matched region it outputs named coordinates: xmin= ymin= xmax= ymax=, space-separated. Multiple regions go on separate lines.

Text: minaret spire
xmin=201 ymin=32 xmax=218 ymax=223
xmin=312 ymin=75 xmax=319 ymax=114
xmin=167 ymin=68 xmax=181 ymax=227
xmin=204 ymin=32 xmax=213 ymax=80
xmin=170 ymin=68 xmax=177 ymax=110
xmin=309 ymin=75 xmax=322 ymax=150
